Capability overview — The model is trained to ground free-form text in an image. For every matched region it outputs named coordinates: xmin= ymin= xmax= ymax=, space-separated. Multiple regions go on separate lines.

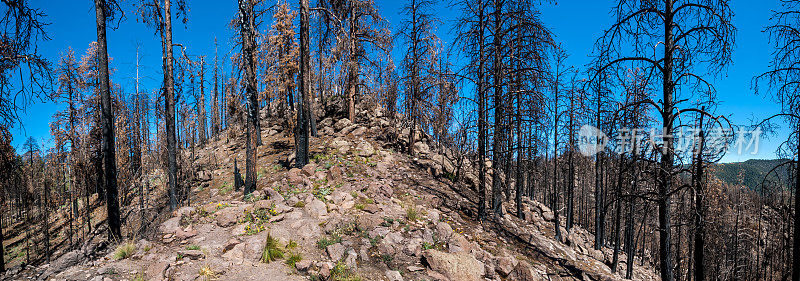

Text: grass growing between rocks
xmin=113 ymin=242 xmax=136 ymax=260
xmin=331 ymin=260 xmax=363 ymax=281
xmin=285 ymin=253 xmax=302 ymax=268
xmin=261 ymin=233 xmax=285 ymax=263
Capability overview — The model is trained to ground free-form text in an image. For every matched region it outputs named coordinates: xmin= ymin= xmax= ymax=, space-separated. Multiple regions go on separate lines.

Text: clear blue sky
xmin=10 ymin=0 xmax=790 ymax=163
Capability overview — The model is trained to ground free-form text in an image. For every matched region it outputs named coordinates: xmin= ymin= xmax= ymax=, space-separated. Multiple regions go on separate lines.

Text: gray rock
xmin=385 ymin=270 xmax=404 ymax=281
xmin=422 ymin=249 xmax=485 ymax=281
xmin=326 ymin=243 xmax=346 ymax=261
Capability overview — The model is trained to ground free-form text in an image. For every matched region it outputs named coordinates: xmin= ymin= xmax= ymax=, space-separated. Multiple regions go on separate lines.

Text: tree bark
xmin=296 ymin=0 xmax=311 ymax=168
xmin=238 ymin=0 xmax=258 ymax=195
xmin=160 ymin=0 xmax=179 ymax=211
xmin=693 ymin=109 xmax=706 ymax=281
xmin=658 ymin=1 xmax=676 ymax=280
xmin=477 ymin=0 xmax=487 ymax=221
xmin=793 ymin=120 xmax=800 ymax=281
xmin=490 ymin=0 xmax=503 ymax=217
xmin=94 ymin=0 xmax=121 ymax=241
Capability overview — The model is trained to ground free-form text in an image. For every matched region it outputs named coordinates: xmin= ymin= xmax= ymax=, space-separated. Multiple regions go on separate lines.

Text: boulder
xmin=301 ymin=163 xmax=317 ymax=177
xmin=422 ymin=249 xmax=485 ymax=281
xmin=351 ymin=126 xmax=367 ymax=136
xmin=495 ymin=255 xmax=518 ymax=277
xmin=159 ymin=217 xmax=181 ymax=234
xmin=385 ymin=270 xmax=404 ymax=281
xmin=356 ymin=141 xmax=375 ymax=157
xmin=216 ymin=207 xmax=240 ymax=227
xmin=295 ymin=259 xmax=312 ymax=271
xmin=305 ymin=198 xmax=328 ymax=219
xmin=508 ymin=262 xmax=546 ymax=281
xmin=178 ymin=250 xmax=205 ymax=260
xmin=42 ymin=250 xmax=84 ymax=278
xmin=288 ymin=168 xmax=304 ymax=185
xmin=334 ymin=118 xmax=352 ymax=131
xmin=326 ymin=243 xmax=346 ymax=261
xmin=413 ymin=142 xmax=431 ymax=155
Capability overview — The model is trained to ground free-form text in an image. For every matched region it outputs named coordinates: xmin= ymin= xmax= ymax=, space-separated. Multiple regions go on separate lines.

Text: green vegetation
xmin=186 ymin=244 xmax=201 ymax=250
xmin=285 ymin=252 xmax=302 ymax=268
xmin=113 ymin=242 xmax=136 ymax=260
xmin=712 ymin=159 xmax=793 ymax=191
xmin=405 ymin=205 xmax=419 ymax=222
xmin=261 ymin=233 xmax=285 ymax=263
xmin=316 ymin=235 xmax=342 ymax=249
xmin=331 ymin=260 xmax=363 ymax=281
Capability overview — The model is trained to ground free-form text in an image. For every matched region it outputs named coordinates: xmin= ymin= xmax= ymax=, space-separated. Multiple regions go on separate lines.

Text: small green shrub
xmin=406 ymin=205 xmax=419 ymax=222
xmin=316 ymin=235 xmax=342 ymax=249
xmin=261 ymin=233 xmax=284 ymax=263
xmin=331 ymin=260 xmax=363 ymax=281
xmin=186 ymin=245 xmax=201 ymax=250
xmin=285 ymin=253 xmax=302 ymax=268
xmin=113 ymin=242 xmax=136 ymax=260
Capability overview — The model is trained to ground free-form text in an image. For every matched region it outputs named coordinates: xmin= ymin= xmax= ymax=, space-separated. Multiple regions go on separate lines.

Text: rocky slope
xmin=7 ymin=106 xmax=659 ymax=281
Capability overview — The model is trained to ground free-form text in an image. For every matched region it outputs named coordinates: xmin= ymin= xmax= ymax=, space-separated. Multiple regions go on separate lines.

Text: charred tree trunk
xmin=296 ymin=0 xmax=311 ymax=168
xmin=94 ymin=0 xmax=121 ymax=241
xmin=239 ymin=0 xmax=258 ymax=195
xmin=161 ymin=0 xmax=179 ymax=211
xmin=693 ymin=109 xmax=706 ymax=281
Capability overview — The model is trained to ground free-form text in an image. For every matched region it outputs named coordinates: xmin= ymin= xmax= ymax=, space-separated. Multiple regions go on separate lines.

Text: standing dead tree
xmin=92 ymin=0 xmax=122 ymax=242
xmin=0 ymin=0 xmax=53 ymax=128
xmin=755 ymin=1 xmax=800 ymax=279
xmin=592 ymin=1 xmax=735 ymax=280
xmin=136 ymin=0 xmax=188 ymax=211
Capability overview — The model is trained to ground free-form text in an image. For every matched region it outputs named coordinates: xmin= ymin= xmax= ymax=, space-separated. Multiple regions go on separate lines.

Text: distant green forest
xmin=711 ymin=159 xmax=794 ymax=191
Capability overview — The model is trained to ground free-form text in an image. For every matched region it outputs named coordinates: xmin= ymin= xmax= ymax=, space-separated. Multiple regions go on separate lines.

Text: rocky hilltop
xmin=8 ymin=106 xmax=659 ymax=281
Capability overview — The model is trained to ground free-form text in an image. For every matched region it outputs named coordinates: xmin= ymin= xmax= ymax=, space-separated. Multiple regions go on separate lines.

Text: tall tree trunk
xmin=693 ymin=109 xmax=706 ymax=281
xmin=198 ymin=59 xmax=207 ymax=146
xmin=658 ymin=1 xmax=676 ymax=280
xmin=477 ymin=0 xmax=487 ymax=221
xmin=296 ymin=0 xmax=311 ymax=168
xmin=625 ymin=145 xmax=638 ymax=279
xmin=793 ymin=120 xmax=800 ymax=281
xmin=0 ymin=195 xmax=4 ymax=273
xmin=161 ymin=0 xmax=179 ymax=211
xmin=490 ymin=0 xmax=503 ymax=217
xmin=94 ymin=0 xmax=121 ymax=241
xmin=347 ymin=11 xmax=358 ymax=122
xmin=239 ymin=0 xmax=258 ymax=195
xmin=611 ymin=156 xmax=624 ymax=272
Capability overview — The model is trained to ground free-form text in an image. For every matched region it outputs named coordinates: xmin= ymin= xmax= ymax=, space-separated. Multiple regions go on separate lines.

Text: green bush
xmin=261 ymin=233 xmax=284 ymax=263
xmin=113 ymin=242 xmax=136 ymax=260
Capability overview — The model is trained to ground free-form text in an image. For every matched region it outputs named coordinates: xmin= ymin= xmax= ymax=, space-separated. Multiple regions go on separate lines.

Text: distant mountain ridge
xmin=711 ymin=159 xmax=794 ymax=190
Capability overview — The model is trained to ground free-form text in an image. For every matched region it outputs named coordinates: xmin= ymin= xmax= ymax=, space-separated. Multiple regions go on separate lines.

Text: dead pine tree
xmin=92 ymin=0 xmax=122 ymax=242
xmin=592 ymin=1 xmax=735 ymax=280
xmin=237 ymin=0 xmax=258 ymax=195
xmin=136 ymin=0 xmax=189 ymax=211
xmin=296 ymin=0 xmax=312 ymax=168
xmin=755 ymin=1 xmax=800 ymax=279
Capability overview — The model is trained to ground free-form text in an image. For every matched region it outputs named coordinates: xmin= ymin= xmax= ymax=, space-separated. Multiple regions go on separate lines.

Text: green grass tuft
xmin=261 ymin=233 xmax=285 ymax=263
xmin=113 ymin=242 xmax=136 ymax=260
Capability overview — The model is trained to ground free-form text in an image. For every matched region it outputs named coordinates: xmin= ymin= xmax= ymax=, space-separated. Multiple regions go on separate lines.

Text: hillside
xmin=711 ymin=159 xmax=793 ymax=190
xmin=3 ymin=107 xmax=659 ymax=281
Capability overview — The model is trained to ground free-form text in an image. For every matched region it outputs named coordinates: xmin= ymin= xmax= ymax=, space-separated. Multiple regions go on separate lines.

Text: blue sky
xmin=10 ymin=0 xmax=791 ymax=163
